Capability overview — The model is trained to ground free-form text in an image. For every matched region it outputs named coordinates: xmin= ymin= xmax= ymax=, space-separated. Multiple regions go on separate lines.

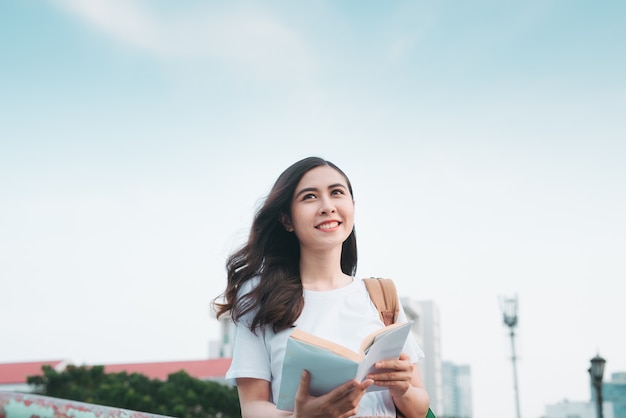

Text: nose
xmin=320 ymin=197 xmax=336 ymax=215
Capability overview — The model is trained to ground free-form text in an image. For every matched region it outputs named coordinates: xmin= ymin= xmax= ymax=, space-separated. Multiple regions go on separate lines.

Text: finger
xmin=368 ymin=370 xmax=412 ymax=383
xmin=341 ymin=380 xmax=373 ymax=409
xmin=375 ymin=357 xmax=413 ymax=372
xmin=296 ymin=370 xmax=310 ymax=398
xmin=342 ymin=379 xmax=374 ymax=410
xmin=331 ymin=379 xmax=360 ymax=399
xmin=360 ymin=378 xmax=374 ymax=390
xmin=370 ymin=371 xmax=397 ymax=382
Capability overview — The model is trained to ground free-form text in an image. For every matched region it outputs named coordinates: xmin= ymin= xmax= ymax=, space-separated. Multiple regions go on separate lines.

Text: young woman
xmin=215 ymin=157 xmax=430 ymax=417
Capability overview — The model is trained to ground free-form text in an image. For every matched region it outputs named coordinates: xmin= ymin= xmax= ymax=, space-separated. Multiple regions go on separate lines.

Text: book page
xmin=355 ymin=321 xmax=413 ymax=389
xmin=290 ymin=328 xmax=362 ymax=362
xmin=359 ymin=321 xmax=410 ymax=354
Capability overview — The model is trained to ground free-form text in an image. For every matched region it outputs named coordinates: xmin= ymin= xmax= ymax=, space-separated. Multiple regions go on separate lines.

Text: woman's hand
xmin=293 ymin=370 xmax=373 ymax=418
xmin=366 ymin=354 xmax=430 ymax=418
xmin=366 ymin=352 xmax=415 ymax=397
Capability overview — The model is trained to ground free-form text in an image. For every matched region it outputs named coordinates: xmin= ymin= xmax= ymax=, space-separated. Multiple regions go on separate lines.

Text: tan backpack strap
xmin=363 ymin=277 xmax=399 ymax=326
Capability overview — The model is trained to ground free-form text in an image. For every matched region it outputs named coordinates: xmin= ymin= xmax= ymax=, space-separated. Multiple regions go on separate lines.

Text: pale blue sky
xmin=1 ymin=1 xmax=625 ymax=418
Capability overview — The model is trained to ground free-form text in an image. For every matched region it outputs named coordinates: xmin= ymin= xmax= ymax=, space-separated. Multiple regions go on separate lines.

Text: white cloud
xmin=53 ymin=0 xmax=315 ymax=79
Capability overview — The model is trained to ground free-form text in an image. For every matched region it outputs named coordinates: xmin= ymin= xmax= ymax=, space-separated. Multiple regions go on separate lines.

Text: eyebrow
xmin=294 ymin=183 xmax=348 ymax=199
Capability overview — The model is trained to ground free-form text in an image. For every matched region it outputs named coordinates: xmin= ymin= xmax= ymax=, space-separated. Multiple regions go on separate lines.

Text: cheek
xmin=341 ymin=205 xmax=355 ymax=227
xmin=290 ymin=206 xmax=314 ymax=228
xmin=342 ymin=202 xmax=355 ymax=217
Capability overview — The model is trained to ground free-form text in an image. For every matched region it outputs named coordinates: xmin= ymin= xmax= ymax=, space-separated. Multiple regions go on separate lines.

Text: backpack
xmin=363 ymin=277 xmax=437 ymax=418
xmin=363 ymin=277 xmax=399 ymax=327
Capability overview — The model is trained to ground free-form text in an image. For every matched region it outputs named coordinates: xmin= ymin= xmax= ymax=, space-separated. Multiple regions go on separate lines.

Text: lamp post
xmin=589 ymin=354 xmax=606 ymax=418
xmin=500 ymin=295 xmax=521 ymax=418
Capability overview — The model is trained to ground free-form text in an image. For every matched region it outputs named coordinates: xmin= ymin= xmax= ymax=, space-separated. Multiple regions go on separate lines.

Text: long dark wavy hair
xmin=214 ymin=156 xmax=358 ymax=334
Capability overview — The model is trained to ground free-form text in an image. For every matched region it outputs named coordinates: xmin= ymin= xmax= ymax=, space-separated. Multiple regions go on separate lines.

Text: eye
xmin=302 ymin=193 xmax=317 ymax=200
xmin=331 ymin=188 xmax=345 ymax=196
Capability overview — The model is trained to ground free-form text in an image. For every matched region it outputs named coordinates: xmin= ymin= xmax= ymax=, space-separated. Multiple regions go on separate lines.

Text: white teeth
xmin=317 ymin=221 xmax=339 ymax=229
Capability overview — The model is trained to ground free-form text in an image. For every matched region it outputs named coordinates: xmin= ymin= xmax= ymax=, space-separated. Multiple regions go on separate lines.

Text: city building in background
xmin=544 ymin=399 xmax=615 ymax=418
xmin=600 ymin=372 xmax=626 ymax=418
xmin=442 ymin=361 xmax=473 ymax=418
xmin=209 ymin=314 xmax=234 ymax=358
xmin=544 ymin=372 xmax=626 ymax=418
xmin=402 ymin=298 xmax=443 ymax=414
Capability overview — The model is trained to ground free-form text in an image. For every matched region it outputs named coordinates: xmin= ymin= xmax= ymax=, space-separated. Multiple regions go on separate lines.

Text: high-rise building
xmin=402 ymin=298 xmax=443 ymax=415
xmin=597 ymin=372 xmax=626 ymax=418
xmin=442 ymin=361 xmax=473 ymax=418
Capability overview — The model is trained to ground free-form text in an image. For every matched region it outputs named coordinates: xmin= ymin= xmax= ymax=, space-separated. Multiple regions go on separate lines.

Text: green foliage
xmin=27 ymin=365 xmax=240 ymax=418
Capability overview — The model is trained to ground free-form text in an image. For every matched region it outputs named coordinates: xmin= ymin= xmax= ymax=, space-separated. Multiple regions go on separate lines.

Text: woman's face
xmin=286 ymin=165 xmax=355 ymax=252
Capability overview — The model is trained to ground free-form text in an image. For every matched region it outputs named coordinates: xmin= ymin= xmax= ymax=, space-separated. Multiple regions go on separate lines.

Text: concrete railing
xmin=0 ymin=391 xmax=173 ymax=418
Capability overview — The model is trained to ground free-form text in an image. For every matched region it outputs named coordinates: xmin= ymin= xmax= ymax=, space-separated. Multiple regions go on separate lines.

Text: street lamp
xmin=589 ymin=354 xmax=606 ymax=418
xmin=500 ymin=295 xmax=521 ymax=418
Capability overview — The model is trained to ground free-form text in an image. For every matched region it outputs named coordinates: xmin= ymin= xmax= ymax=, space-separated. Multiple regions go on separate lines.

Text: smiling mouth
xmin=316 ymin=221 xmax=341 ymax=229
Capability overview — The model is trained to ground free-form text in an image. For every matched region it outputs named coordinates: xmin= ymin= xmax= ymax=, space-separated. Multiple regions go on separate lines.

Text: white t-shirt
xmin=225 ymin=277 xmax=425 ymax=417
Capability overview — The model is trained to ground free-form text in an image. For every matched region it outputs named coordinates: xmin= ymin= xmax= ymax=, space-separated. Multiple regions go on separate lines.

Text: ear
xmin=280 ymin=213 xmax=294 ymax=232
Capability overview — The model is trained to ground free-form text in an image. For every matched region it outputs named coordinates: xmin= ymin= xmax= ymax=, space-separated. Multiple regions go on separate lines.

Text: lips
xmin=316 ymin=221 xmax=341 ymax=229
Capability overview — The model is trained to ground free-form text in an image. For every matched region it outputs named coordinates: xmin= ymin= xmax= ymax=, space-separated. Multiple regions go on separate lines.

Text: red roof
xmin=0 ymin=358 xmax=232 ymax=385
xmin=103 ymin=358 xmax=232 ymax=381
xmin=0 ymin=360 xmax=65 ymax=384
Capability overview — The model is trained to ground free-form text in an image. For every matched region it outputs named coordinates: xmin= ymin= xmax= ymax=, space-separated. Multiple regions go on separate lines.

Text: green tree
xmin=27 ymin=365 xmax=240 ymax=418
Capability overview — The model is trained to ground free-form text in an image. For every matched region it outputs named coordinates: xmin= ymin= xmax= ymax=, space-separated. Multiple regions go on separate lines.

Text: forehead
xmin=296 ymin=165 xmax=348 ymax=189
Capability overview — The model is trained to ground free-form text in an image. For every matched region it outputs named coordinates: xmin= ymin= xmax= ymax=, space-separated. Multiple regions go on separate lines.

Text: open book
xmin=276 ymin=321 xmax=414 ymax=411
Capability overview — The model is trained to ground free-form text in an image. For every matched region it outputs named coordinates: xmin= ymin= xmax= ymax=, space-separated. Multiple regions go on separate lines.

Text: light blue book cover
xmin=276 ymin=321 xmax=413 ymax=411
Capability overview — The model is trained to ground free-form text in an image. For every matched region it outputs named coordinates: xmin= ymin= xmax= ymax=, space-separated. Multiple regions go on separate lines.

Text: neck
xmin=299 ymin=247 xmax=351 ymax=291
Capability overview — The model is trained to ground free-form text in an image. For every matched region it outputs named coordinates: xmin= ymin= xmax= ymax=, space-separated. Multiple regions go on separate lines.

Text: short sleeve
xmin=224 ymin=279 xmax=273 ymax=385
